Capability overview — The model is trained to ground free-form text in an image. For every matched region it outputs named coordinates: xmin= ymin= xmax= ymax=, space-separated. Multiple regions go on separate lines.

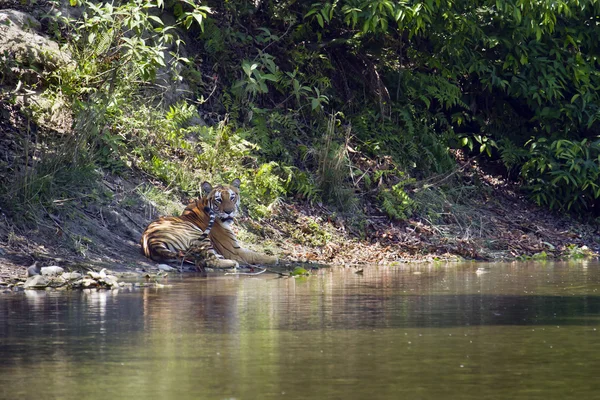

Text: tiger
xmin=181 ymin=178 xmax=279 ymax=266
xmin=140 ymin=178 xmax=277 ymax=271
xmin=140 ymin=195 xmax=238 ymax=272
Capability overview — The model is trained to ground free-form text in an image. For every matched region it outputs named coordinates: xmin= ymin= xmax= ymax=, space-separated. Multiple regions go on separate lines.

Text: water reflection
xmin=1 ymin=262 xmax=600 ymax=400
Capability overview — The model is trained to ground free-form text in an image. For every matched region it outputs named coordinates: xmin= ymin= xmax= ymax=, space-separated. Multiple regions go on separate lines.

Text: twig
xmin=413 ymin=157 xmax=477 ymax=192
xmin=257 ymin=22 xmax=294 ymax=57
xmin=52 ymin=194 xmax=98 ymax=205
xmin=225 ymin=266 xmax=267 ymax=276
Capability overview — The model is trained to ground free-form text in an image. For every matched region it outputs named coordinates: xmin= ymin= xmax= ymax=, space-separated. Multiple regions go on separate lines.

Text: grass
xmin=136 ymin=185 xmax=184 ymax=217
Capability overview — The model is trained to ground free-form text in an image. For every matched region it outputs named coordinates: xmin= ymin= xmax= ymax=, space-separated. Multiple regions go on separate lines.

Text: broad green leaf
xmin=148 ymin=15 xmax=163 ymax=25
xmin=316 ymin=14 xmax=324 ymax=28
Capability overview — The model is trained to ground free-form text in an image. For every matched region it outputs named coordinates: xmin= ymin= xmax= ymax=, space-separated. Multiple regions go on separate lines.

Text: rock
xmin=81 ymin=278 xmax=98 ymax=288
xmin=157 ymin=264 xmax=177 ymax=272
xmin=41 ymin=266 xmax=64 ymax=276
xmin=87 ymin=268 xmax=107 ymax=280
xmin=26 ymin=262 xmax=41 ymax=277
xmin=100 ymin=275 xmax=119 ymax=287
xmin=62 ymin=272 xmax=83 ymax=280
xmin=49 ymin=276 xmax=67 ymax=287
xmin=0 ymin=9 xmax=72 ymax=86
xmin=0 ymin=10 xmax=41 ymax=31
xmin=23 ymin=275 xmax=49 ymax=289
xmin=71 ymin=277 xmax=99 ymax=288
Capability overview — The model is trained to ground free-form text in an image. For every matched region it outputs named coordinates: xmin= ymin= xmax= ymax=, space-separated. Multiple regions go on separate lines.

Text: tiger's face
xmin=201 ymin=178 xmax=241 ymax=223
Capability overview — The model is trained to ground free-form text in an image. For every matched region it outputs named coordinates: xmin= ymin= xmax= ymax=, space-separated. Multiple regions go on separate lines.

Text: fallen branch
xmin=225 ymin=267 xmax=267 ymax=276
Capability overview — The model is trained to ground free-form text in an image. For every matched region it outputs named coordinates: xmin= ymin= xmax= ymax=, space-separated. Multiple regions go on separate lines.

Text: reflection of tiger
xmin=140 ymin=178 xmax=277 ymax=270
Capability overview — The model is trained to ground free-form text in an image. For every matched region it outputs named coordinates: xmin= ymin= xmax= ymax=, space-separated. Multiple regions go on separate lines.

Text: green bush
xmin=522 ymin=138 xmax=600 ymax=212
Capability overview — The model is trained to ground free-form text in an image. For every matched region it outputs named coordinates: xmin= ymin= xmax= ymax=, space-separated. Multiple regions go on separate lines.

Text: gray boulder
xmin=41 ymin=266 xmax=65 ymax=276
xmin=23 ymin=275 xmax=49 ymax=289
xmin=0 ymin=9 xmax=72 ymax=86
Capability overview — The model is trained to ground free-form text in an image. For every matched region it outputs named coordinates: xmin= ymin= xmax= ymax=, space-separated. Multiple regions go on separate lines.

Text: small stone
xmin=40 ymin=266 xmax=64 ymax=276
xmin=27 ymin=262 xmax=41 ymax=277
xmin=71 ymin=278 xmax=85 ymax=288
xmin=62 ymin=272 xmax=83 ymax=280
xmin=157 ymin=264 xmax=176 ymax=272
xmin=24 ymin=275 xmax=49 ymax=289
xmin=82 ymin=278 xmax=97 ymax=287
xmin=88 ymin=268 xmax=107 ymax=280
xmin=48 ymin=276 xmax=67 ymax=287
xmin=102 ymin=275 xmax=119 ymax=287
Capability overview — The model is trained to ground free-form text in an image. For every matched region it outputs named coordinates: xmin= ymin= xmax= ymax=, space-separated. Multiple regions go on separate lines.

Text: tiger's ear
xmin=231 ymin=178 xmax=241 ymax=189
xmin=201 ymin=181 xmax=213 ymax=195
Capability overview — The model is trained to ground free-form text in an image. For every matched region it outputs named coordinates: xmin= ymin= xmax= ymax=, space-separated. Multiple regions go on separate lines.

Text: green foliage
xmin=375 ymin=170 xmax=416 ymax=220
xmin=351 ymin=105 xmax=454 ymax=177
xmin=11 ymin=0 xmax=600 ymax=229
xmin=137 ymin=185 xmax=182 ymax=216
xmin=563 ymin=244 xmax=596 ymax=259
xmin=1 ymin=0 xmax=214 ymax=220
xmin=521 ymin=138 xmax=600 ymax=212
xmin=240 ymin=0 xmax=600 ymax=216
xmin=314 ymin=115 xmax=359 ymax=212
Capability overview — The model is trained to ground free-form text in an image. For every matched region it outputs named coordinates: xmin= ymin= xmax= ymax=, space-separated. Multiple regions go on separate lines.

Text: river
xmin=1 ymin=261 xmax=599 ymax=399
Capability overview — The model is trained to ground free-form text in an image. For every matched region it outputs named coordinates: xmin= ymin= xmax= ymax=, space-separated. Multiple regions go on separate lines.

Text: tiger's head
xmin=201 ymin=178 xmax=241 ymax=224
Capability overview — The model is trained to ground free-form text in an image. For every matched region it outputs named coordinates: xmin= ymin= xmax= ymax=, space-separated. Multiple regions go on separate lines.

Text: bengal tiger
xmin=140 ymin=178 xmax=277 ymax=270
xmin=140 ymin=194 xmax=238 ymax=272
xmin=181 ymin=178 xmax=279 ymax=266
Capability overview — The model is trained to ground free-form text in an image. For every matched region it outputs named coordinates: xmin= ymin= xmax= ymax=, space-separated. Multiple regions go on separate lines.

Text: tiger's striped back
xmin=140 ymin=202 xmax=215 ymax=262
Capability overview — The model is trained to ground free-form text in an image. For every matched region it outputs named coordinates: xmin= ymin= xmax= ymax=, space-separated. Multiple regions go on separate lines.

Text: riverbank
xmin=1 ymin=127 xmax=598 ymax=281
xmin=1 ymin=5 xmax=599 ymax=281
xmin=1 ymin=98 xmax=599 ymax=278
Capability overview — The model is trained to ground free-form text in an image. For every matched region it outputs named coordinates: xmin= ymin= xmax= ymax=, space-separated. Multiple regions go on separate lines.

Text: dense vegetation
xmin=3 ymin=0 xmax=600 ymax=225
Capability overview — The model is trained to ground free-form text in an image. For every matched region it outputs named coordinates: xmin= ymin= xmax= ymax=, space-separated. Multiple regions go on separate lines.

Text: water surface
xmin=1 ymin=261 xmax=600 ymax=399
